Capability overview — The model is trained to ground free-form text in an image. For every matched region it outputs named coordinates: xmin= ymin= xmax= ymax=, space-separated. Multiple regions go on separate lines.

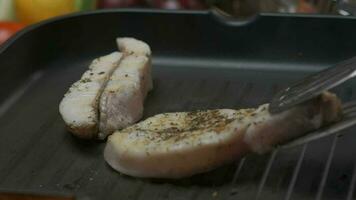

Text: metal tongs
xmin=269 ymin=56 xmax=356 ymax=149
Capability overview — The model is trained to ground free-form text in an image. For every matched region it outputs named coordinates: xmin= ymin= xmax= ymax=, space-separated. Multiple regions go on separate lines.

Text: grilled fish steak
xmin=99 ymin=38 xmax=153 ymax=139
xmin=60 ymin=38 xmax=153 ymax=139
xmin=104 ymin=92 xmax=342 ymax=178
xmin=59 ymin=52 xmax=122 ymax=139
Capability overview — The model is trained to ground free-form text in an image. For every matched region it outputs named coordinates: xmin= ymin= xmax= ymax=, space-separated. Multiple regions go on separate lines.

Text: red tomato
xmin=0 ymin=22 xmax=25 ymax=45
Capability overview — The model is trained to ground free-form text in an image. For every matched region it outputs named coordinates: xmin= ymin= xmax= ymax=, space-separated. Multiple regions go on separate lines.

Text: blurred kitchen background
xmin=0 ymin=0 xmax=356 ymax=44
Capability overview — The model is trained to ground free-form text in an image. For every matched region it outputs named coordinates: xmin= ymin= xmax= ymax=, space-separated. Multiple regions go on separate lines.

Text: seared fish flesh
xmin=99 ymin=38 xmax=153 ymax=138
xmin=59 ymin=52 xmax=122 ymax=138
xmin=104 ymin=92 xmax=342 ymax=178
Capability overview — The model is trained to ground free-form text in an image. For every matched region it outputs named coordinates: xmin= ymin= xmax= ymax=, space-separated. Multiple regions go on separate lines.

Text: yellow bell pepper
xmin=15 ymin=0 xmax=76 ymax=25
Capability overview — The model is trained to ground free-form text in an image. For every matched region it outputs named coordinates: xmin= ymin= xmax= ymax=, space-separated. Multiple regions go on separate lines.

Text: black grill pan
xmin=1 ymin=9 xmax=356 ymax=200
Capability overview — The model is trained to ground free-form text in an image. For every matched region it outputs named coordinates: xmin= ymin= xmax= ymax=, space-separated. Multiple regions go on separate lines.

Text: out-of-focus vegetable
xmin=97 ymin=0 xmax=141 ymax=8
xmin=0 ymin=22 xmax=25 ymax=45
xmin=15 ymin=0 xmax=76 ymax=25
xmin=145 ymin=0 xmax=206 ymax=9
xmin=15 ymin=0 xmax=75 ymax=24
xmin=0 ymin=0 xmax=16 ymax=21
xmin=75 ymin=0 xmax=97 ymax=10
xmin=297 ymin=0 xmax=317 ymax=13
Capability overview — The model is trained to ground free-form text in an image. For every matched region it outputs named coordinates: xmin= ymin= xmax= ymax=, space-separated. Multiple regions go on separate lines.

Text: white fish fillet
xmin=59 ymin=52 xmax=122 ymax=139
xmin=116 ymin=37 xmax=153 ymax=95
xmin=117 ymin=37 xmax=151 ymax=57
xmin=104 ymin=92 xmax=342 ymax=178
xmin=99 ymin=38 xmax=153 ymax=139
